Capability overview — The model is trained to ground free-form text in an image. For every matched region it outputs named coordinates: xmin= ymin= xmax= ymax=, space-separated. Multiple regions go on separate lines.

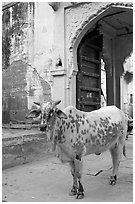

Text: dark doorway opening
xmin=76 ymin=29 xmax=103 ymax=112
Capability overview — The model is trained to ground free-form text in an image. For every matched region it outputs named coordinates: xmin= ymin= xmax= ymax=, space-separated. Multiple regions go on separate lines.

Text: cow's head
xmin=25 ymin=100 xmax=67 ymax=133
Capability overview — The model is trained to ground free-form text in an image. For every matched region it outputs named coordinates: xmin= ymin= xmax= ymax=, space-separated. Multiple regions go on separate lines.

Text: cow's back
xmin=63 ymin=105 xmax=126 ymax=128
xmin=87 ymin=105 xmax=126 ymax=126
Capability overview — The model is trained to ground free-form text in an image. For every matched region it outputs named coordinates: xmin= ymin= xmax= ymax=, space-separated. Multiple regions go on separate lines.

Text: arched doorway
xmin=65 ymin=3 xmax=132 ymax=110
xmin=76 ymin=28 xmax=102 ymax=112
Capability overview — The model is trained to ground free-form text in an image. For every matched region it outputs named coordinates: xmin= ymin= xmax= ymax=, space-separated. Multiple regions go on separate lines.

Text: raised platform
xmin=2 ymin=124 xmax=51 ymax=169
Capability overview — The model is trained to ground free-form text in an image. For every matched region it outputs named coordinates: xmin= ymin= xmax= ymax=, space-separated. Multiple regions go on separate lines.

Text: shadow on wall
xmin=2 ymin=60 xmax=51 ymax=124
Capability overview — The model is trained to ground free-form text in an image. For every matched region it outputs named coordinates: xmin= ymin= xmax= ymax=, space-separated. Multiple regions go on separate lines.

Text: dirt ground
xmin=2 ymin=135 xmax=133 ymax=202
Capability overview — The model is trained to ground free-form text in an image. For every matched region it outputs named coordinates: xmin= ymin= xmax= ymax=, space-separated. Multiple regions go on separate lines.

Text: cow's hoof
xmin=109 ymin=175 xmax=117 ymax=185
xmin=76 ymin=191 xmax=84 ymax=199
xmin=69 ymin=191 xmax=77 ymax=196
xmin=110 ymin=180 xmax=116 ymax=185
xmin=69 ymin=188 xmax=77 ymax=196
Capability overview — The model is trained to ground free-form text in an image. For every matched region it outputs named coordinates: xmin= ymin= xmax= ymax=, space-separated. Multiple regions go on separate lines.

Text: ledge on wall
xmin=51 ymin=69 xmax=67 ymax=76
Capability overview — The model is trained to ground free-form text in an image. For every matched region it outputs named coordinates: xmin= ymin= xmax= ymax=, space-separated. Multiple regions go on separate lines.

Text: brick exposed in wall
xmin=2 ymin=60 xmax=51 ymax=124
xmin=2 ymin=60 xmax=28 ymax=123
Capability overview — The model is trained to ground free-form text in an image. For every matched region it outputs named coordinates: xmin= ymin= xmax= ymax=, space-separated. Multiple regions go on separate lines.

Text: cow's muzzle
xmin=40 ymin=124 xmax=47 ymax=132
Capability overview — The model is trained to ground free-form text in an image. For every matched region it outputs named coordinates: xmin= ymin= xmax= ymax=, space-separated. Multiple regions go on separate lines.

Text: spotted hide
xmin=25 ymin=100 xmax=127 ymax=199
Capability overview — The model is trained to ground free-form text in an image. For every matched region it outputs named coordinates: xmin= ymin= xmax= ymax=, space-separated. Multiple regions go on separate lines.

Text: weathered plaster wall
xmin=2 ymin=2 xmax=53 ymax=123
xmin=33 ymin=3 xmax=54 ymax=78
xmin=2 ymin=3 xmax=29 ymax=123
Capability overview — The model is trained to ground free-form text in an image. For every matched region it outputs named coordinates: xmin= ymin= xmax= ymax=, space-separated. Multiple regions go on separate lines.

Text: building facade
xmin=2 ymin=2 xmax=133 ymax=123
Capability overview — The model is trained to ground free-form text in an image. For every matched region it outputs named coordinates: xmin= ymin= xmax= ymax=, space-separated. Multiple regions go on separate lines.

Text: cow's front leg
xmin=76 ymin=179 xmax=84 ymax=199
xmin=69 ymin=161 xmax=78 ymax=196
xmin=74 ymin=157 xmax=84 ymax=199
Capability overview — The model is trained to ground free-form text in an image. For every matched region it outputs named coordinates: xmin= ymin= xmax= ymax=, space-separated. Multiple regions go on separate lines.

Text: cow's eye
xmin=50 ymin=109 xmax=54 ymax=117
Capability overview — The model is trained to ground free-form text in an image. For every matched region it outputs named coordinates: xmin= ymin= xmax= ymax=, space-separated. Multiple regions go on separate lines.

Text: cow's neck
xmin=48 ymin=114 xmax=58 ymax=150
xmin=54 ymin=118 xmax=64 ymax=143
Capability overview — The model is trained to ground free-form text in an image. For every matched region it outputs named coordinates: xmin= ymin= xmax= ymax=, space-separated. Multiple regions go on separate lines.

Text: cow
xmin=25 ymin=100 xmax=127 ymax=199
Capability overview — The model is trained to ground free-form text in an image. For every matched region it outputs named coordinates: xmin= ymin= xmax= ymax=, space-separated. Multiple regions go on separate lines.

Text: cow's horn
xmin=34 ymin=102 xmax=41 ymax=106
xmin=54 ymin=100 xmax=61 ymax=106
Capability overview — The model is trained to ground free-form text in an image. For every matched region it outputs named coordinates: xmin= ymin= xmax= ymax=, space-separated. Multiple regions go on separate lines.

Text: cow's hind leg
xmin=109 ymin=142 xmax=123 ymax=185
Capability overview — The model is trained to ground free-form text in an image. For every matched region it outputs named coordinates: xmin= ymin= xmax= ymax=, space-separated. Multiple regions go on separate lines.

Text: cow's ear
xmin=55 ymin=108 xmax=67 ymax=119
xmin=54 ymin=100 xmax=61 ymax=106
xmin=25 ymin=109 xmax=41 ymax=119
xmin=33 ymin=102 xmax=40 ymax=106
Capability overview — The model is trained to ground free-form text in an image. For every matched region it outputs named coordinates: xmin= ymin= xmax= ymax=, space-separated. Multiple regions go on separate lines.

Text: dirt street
xmin=2 ymin=135 xmax=133 ymax=202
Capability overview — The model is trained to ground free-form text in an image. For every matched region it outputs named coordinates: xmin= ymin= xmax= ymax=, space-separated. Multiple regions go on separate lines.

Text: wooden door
xmin=76 ymin=29 xmax=102 ymax=112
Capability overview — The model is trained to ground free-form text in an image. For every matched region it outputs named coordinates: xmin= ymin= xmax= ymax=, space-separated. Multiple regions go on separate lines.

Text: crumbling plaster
xmin=8 ymin=2 xmax=54 ymax=91
xmin=2 ymin=2 xmax=53 ymax=123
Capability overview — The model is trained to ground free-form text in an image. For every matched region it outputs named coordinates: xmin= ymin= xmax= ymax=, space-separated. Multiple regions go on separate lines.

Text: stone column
xmin=114 ymin=34 xmax=133 ymax=108
xmin=103 ymin=37 xmax=115 ymax=106
xmin=49 ymin=3 xmax=67 ymax=109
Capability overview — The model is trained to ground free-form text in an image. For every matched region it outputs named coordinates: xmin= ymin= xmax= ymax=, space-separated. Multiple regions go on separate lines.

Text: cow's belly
xmin=84 ymin=136 xmax=119 ymax=156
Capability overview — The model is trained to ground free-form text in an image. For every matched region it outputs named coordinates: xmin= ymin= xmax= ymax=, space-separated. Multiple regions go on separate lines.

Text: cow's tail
xmin=123 ymin=144 xmax=127 ymax=158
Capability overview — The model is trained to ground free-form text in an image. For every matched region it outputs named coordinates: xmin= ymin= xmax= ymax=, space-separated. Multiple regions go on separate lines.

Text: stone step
xmin=2 ymin=127 xmax=52 ymax=169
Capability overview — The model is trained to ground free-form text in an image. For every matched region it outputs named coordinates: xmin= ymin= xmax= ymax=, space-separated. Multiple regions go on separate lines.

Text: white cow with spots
xmin=26 ymin=100 xmax=127 ymax=199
